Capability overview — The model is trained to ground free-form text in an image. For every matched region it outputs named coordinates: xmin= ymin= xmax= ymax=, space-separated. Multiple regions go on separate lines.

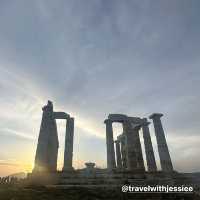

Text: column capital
xmin=142 ymin=118 xmax=151 ymax=126
xmin=131 ymin=123 xmax=141 ymax=131
xmin=143 ymin=121 xmax=151 ymax=126
xmin=104 ymin=119 xmax=112 ymax=124
xmin=149 ymin=113 xmax=163 ymax=119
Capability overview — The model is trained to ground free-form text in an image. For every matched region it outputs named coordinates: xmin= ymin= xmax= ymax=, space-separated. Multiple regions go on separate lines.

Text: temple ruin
xmin=30 ymin=101 xmax=176 ymax=186
xmin=34 ymin=101 xmax=74 ymax=172
xmin=104 ymin=114 xmax=173 ymax=172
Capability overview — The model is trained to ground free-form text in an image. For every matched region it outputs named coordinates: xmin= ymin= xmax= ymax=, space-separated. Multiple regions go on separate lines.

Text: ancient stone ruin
xmin=34 ymin=100 xmax=74 ymax=172
xmin=105 ymin=113 xmax=173 ymax=172
xmin=29 ymin=101 xmax=180 ymax=186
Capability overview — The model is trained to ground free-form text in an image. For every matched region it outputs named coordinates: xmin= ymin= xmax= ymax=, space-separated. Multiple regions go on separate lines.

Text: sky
xmin=0 ymin=0 xmax=200 ymax=176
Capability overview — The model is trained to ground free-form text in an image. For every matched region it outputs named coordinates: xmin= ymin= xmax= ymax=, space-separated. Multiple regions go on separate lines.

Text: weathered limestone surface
xmin=115 ymin=140 xmax=122 ymax=168
xmin=63 ymin=117 xmax=74 ymax=171
xmin=108 ymin=114 xmax=127 ymax=122
xmin=34 ymin=101 xmax=75 ymax=173
xmin=127 ymin=117 xmax=145 ymax=171
xmin=132 ymin=124 xmax=145 ymax=171
xmin=106 ymin=115 xmax=145 ymax=172
xmin=117 ymin=134 xmax=127 ymax=169
xmin=53 ymin=112 xmax=70 ymax=119
xmin=128 ymin=116 xmax=143 ymax=124
xmin=104 ymin=119 xmax=116 ymax=169
xmin=31 ymin=108 xmax=177 ymax=188
xmin=123 ymin=121 xmax=138 ymax=170
xmin=34 ymin=101 xmax=59 ymax=172
xmin=149 ymin=113 xmax=173 ymax=172
xmin=142 ymin=118 xmax=157 ymax=172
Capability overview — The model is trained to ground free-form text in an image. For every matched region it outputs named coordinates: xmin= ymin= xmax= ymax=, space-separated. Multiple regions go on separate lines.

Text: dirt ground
xmin=0 ymin=185 xmax=199 ymax=200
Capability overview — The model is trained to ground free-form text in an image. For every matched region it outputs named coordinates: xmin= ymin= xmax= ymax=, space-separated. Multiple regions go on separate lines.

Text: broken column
xmin=63 ymin=117 xmax=74 ymax=171
xmin=149 ymin=113 xmax=173 ymax=172
xmin=115 ymin=140 xmax=122 ymax=169
xmin=34 ymin=101 xmax=59 ymax=172
xmin=104 ymin=119 xmax=116 ymax=169
xmin=142 ymin=118 xmax=157 ymax=172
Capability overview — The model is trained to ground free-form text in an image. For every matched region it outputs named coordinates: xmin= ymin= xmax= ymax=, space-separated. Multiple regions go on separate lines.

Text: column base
xmin=62 ymin=167 xmax=74 ymax=172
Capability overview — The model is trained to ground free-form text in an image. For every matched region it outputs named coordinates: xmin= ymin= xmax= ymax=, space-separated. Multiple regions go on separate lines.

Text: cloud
xmin=1 ymin=128 xmax=35 ymax=141
xmin=0 ymin=0 xmax=199 ymax=174
xmin=0 ymin=162 xmax=19 ymax=167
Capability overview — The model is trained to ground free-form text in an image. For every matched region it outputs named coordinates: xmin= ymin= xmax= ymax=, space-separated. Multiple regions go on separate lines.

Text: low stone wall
xmin=27 ymin=170 xmax=183 ymax=187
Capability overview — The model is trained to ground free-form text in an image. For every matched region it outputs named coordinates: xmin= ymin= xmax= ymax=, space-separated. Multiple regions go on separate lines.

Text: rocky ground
xmin=0 ymin=184 xmax=199 ymax=200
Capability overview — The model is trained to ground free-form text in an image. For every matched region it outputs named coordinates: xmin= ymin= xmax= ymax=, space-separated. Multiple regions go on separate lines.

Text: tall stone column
xmin=133 ymin=124 xmax=145 ymax=171
xmin=123 ymin=121 xmax=138 ymax=170
xmin=118 ymin=135 xmax=127 ymax=169
xmin=142 ymin=118 xmax=157 ymax=172
xmin=34 ymin=101 xmax=59 ymax=172
xmin=149 ymin=113 xmax=173 ymax=172
xmin=115 ymin=140 xmax=122 ymax=168
xmin=63 ymin=117 xmax=74 ymax=171
xmin=104 ymin=119 xmax=116 ymax=169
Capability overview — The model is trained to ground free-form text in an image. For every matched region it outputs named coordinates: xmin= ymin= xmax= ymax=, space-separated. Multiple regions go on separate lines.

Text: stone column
xmin=118 ymin=135 xmax=127 ymax=169
xmin=133 ymin=124 xmax=145 ymax=171
xmin=104 ymin=119 xmax=116 ymax=169
xmin=149 ymin=113 xmax=173 ymax=172
xmin=34 ymin=101 xmax=59 ymax=172
xmin=142 ymin=118 xmax=157 ymax=172
xmin=63 ymin=117 xmax=74 ymax=171
xmin=115 ymin=140 xmax=122 ymax=168
xmin=123 ymin=121 xmax=138 ymax=170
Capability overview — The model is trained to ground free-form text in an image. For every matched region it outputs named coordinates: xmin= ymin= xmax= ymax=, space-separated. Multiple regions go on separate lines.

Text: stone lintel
xmin=128 ymin=117 xmax=143 ymax=124
xmin=53 ymin=112 xmax=70 ymax=119
xmin=108 ymin=114 xmax=127 ymax=123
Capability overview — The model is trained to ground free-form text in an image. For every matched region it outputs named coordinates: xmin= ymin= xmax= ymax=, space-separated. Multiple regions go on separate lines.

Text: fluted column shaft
xmin=115 ymin=140 xmax=122 ymax=168
xmin=104 ymin=119 xmax=116 ymax=169
xmin=149 ymin=113 xmax=173 ymax=172
xmin=120 ymin=136 xmax=127 ymax=169
xmin=123 ymin=120 xmax=145 ymax=171
xmin=123 ymin=121 xmax=138 ymax=170
xmin=63 ymin=117 xmax=74 ymax=171
xmin=142 ymin=118 xmax=157 ymax=172
xmin=134 ymin=126 xmax=145 ymax=171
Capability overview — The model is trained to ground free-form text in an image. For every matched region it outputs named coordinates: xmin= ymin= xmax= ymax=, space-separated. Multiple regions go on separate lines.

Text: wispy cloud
xmin=1 ymin=128 xmax=35 ymax=141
